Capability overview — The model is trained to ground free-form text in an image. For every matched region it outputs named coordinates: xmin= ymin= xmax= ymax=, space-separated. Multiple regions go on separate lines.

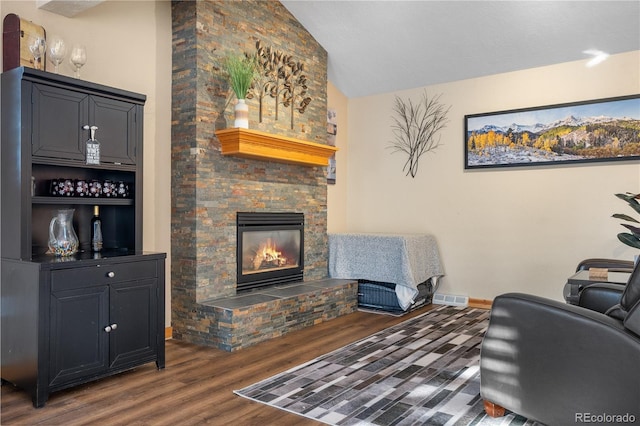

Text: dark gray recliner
xmin=479 ymin=262 xmax=640 ymax=425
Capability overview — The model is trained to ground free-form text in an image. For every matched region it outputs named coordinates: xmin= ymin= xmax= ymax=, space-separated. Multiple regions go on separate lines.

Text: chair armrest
xmin=480 ymin=293 xmax=640 ymax=425
xmin=578 ymin=282 xmax=625 ymax=313
xmin=575 ymin=257 xmax=635 ymax=273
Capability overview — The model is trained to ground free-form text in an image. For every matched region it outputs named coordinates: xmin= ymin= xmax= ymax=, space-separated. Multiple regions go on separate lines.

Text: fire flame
xmin=252 ymin=238 xmax=288 ymax=270
xmin=260 ymin=238 xmax=282 ymax=262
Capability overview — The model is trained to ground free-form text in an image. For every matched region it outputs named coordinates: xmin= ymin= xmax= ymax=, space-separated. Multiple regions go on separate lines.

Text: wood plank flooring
xmin=1 ymin=305 xmax=434 ymax=425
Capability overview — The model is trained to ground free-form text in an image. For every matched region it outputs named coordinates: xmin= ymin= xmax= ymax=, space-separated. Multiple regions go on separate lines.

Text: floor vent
xmin=433 ymin=293 xmax=469 ymax=307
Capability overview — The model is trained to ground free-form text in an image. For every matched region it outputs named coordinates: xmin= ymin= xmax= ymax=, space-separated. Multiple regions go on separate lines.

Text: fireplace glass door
xmin=237 ymin=212 xmax=304 ymax=291
xmin=241 ymin=230 xmax=300 ymax=274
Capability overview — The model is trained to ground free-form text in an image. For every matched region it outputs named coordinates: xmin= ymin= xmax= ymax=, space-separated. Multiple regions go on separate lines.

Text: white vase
xmin=234 ymin=99 xmax=249 ymax=129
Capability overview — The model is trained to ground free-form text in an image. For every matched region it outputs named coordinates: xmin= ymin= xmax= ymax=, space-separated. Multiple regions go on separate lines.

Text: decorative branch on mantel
xmin=389 ymin=91 xmax=450 ymax=177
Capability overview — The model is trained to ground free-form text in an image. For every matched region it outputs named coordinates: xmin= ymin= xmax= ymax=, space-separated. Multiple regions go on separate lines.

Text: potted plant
xmin=219 ymin=53 xmax=258 ymax=128
xmin=612 ymin=192 xmax=640 ymax=249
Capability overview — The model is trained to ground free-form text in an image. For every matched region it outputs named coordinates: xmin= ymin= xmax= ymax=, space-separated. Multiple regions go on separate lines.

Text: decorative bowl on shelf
xmin=75 ymin=179 xmax=89 ymax=197
xmin=49 ymin=179 xmax=75 ymax=196
xmin=88 ymin=180 xmax=102 ymax=197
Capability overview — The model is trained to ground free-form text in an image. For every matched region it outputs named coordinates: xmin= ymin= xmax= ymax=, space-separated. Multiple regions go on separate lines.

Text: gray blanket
xmin=328 ymin=233 xmax=444 ymax=310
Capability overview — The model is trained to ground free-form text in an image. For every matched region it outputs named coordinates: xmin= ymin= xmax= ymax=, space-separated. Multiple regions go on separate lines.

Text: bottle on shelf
xmin=91 ymin=205 xmax=103 ymax=252
xmin=84 ymin=125 xmax=100 ymax=165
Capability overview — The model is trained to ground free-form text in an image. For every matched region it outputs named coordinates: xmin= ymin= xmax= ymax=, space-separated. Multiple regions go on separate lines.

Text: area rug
xmin=235 ymin=305 xmax=539 ymax=425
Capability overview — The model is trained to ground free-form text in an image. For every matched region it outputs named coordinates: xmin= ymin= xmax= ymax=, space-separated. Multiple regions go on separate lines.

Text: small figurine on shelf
xmin=91 ymin=206 xmax=103 ymax=252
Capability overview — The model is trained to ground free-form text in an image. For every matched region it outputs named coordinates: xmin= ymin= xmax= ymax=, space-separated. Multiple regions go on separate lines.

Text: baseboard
xmin=468 ymin=298 xmax=492 ymax=309
xmin=165 ymin=326 xmax=173 ymax=340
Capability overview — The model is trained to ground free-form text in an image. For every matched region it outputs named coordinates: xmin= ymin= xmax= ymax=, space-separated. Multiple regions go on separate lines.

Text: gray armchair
xmin=574 ymin=259 xmax=639 ymax=314
xmin=479 ymin=262 xmax=640 ymax=425
xmin=564 ymin=257 xmax=634 ymax=306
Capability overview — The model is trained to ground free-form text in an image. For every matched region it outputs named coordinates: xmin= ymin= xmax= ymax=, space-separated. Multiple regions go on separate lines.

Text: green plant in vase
xmin=612 ymin=192 xmax=640 ymax=249
xmin=219 ymin=53 xmax=258 ymax=128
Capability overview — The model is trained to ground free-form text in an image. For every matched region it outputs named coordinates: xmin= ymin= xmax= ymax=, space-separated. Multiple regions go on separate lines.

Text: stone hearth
xmin=170 ymin=1 xmax=351 ymax=351
xmin=180 ymin=279 xmax=357 ymax=352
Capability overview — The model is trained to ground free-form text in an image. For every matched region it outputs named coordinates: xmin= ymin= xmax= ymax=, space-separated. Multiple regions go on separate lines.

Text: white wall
xmin=327 ymin=82 xmax=349 ymax=232
xmin=337 ymin=51 xmax=640 ymax=302
xmin=0 ymin=0 xmax=173 ymax=323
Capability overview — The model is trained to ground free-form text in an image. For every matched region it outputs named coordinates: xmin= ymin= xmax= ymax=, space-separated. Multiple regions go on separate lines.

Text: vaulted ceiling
xmin=280 ymin=1 xmax=640 ymax=98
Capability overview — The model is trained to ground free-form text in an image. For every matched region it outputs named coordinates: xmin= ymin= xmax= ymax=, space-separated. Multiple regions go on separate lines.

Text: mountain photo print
xmin=464 ymin=95 xmax=640 ymax=169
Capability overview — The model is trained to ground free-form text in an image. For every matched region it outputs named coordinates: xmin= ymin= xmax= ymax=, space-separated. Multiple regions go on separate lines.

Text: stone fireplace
xmin=170 ymin=1 xmax=357 ymax=351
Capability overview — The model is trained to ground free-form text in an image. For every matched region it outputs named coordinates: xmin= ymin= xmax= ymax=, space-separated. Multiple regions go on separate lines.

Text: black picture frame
xmin=464 ymin=94 xmax=640 ymax=169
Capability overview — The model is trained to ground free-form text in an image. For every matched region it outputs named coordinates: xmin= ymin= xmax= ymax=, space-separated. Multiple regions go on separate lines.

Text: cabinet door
xmin=31 ymin=83 xmax=89 ymax=161
xmin=49 ymin=285 xmax=109 ymax=387
xmin=30 ymin=83 xmax=139 ymax=165
xmin=109 ymin=278 xmax=158 ymax=369
xmin=90 ymin=96 xmax=138 ymax=165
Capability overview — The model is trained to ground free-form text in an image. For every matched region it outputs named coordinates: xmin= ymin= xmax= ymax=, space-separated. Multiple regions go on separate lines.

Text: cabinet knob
xmin=104 ymin=325 xmax=112 ymax=333
xmin=107 ymin=271 xmax=115 ymax=278
xmin=111 ymin=323 xmax=118 ymax=330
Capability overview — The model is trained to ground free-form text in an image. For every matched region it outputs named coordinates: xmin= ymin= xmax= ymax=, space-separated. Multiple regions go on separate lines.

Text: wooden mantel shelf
xmin=215 ymin=128 xmax=338 ymax=167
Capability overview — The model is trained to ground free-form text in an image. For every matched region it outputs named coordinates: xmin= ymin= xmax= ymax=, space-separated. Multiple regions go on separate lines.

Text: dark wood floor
xmin=1 ymin=305 xmax=434 ymax=425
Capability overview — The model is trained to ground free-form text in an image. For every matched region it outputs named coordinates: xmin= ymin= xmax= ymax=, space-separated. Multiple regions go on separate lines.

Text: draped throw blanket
xmin=328 ymin=233 xmax=444 ymax=310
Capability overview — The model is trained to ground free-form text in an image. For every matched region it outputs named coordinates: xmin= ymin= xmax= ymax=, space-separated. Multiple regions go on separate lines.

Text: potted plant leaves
xmin=219 ymin=53 xmax=258 ymax=128
xmin=612 ymin=192 xmax=640 ymax=249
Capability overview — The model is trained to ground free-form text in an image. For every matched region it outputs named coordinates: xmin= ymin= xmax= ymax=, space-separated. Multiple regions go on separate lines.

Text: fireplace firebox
xmin=236 ymin=212 xmax=304 ymax=291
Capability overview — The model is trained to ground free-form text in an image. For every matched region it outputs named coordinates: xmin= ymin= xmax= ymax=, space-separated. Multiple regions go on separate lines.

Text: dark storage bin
xmin=357 ymin=279 xmax=433 ymax=313
xmin=358 ymin=280 xmax=402 ymax=312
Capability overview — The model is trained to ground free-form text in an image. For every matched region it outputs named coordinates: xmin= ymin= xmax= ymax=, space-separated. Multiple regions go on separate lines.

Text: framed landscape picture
xmin=464 ymin=95 xmax=640 ymax=169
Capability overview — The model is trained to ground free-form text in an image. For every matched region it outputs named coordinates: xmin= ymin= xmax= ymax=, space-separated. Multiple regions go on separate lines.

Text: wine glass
xmin=69 ymin=45 xmax=87 ymax=78
xmin=48 ymin=36 xmax=66 ymax=73
xmin=28 ymin=36 xmax=46 ymax=70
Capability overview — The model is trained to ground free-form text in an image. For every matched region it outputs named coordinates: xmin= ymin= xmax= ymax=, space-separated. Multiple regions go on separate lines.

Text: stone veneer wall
xmin=199 ymin=280 xmax=357 ymax=351
xmin=171 ymin=1 xmax=335 ymax=349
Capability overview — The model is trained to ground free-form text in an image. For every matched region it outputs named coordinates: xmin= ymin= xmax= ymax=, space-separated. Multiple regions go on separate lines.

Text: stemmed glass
xmin=48 ymin=36 xmax=66 ymax=73
xmin=69 ymin=45 xmax=87 ymax=78
xmin=28 ymin=36 xmax=46 ymax=70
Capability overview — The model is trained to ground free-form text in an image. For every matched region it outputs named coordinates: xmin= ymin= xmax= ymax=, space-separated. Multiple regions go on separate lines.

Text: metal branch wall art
xmin=282 ymin=62 xmax=311 ymax=129
xmin=248 ymin=40 xmax=312 ymax=129
xmin=389 ymin=91 xmax=450 ymax=177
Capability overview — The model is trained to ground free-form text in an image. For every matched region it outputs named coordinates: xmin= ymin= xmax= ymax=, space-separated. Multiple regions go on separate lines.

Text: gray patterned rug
xmin=235 ymin=305 xmax=540 ymax=425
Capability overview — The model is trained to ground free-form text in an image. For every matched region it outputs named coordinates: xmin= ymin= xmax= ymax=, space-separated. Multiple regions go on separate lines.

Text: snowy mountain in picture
xmin=472 ymin=115 xmax=630 ymax=135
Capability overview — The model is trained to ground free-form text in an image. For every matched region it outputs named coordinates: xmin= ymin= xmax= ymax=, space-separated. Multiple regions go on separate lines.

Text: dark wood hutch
xmin=1 ymin=67 xmax=165 ymax=407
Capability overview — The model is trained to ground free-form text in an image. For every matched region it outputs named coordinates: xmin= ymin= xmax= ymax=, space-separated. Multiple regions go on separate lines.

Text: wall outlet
xmin=433 ymin=293 xmax=469 ymax=307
